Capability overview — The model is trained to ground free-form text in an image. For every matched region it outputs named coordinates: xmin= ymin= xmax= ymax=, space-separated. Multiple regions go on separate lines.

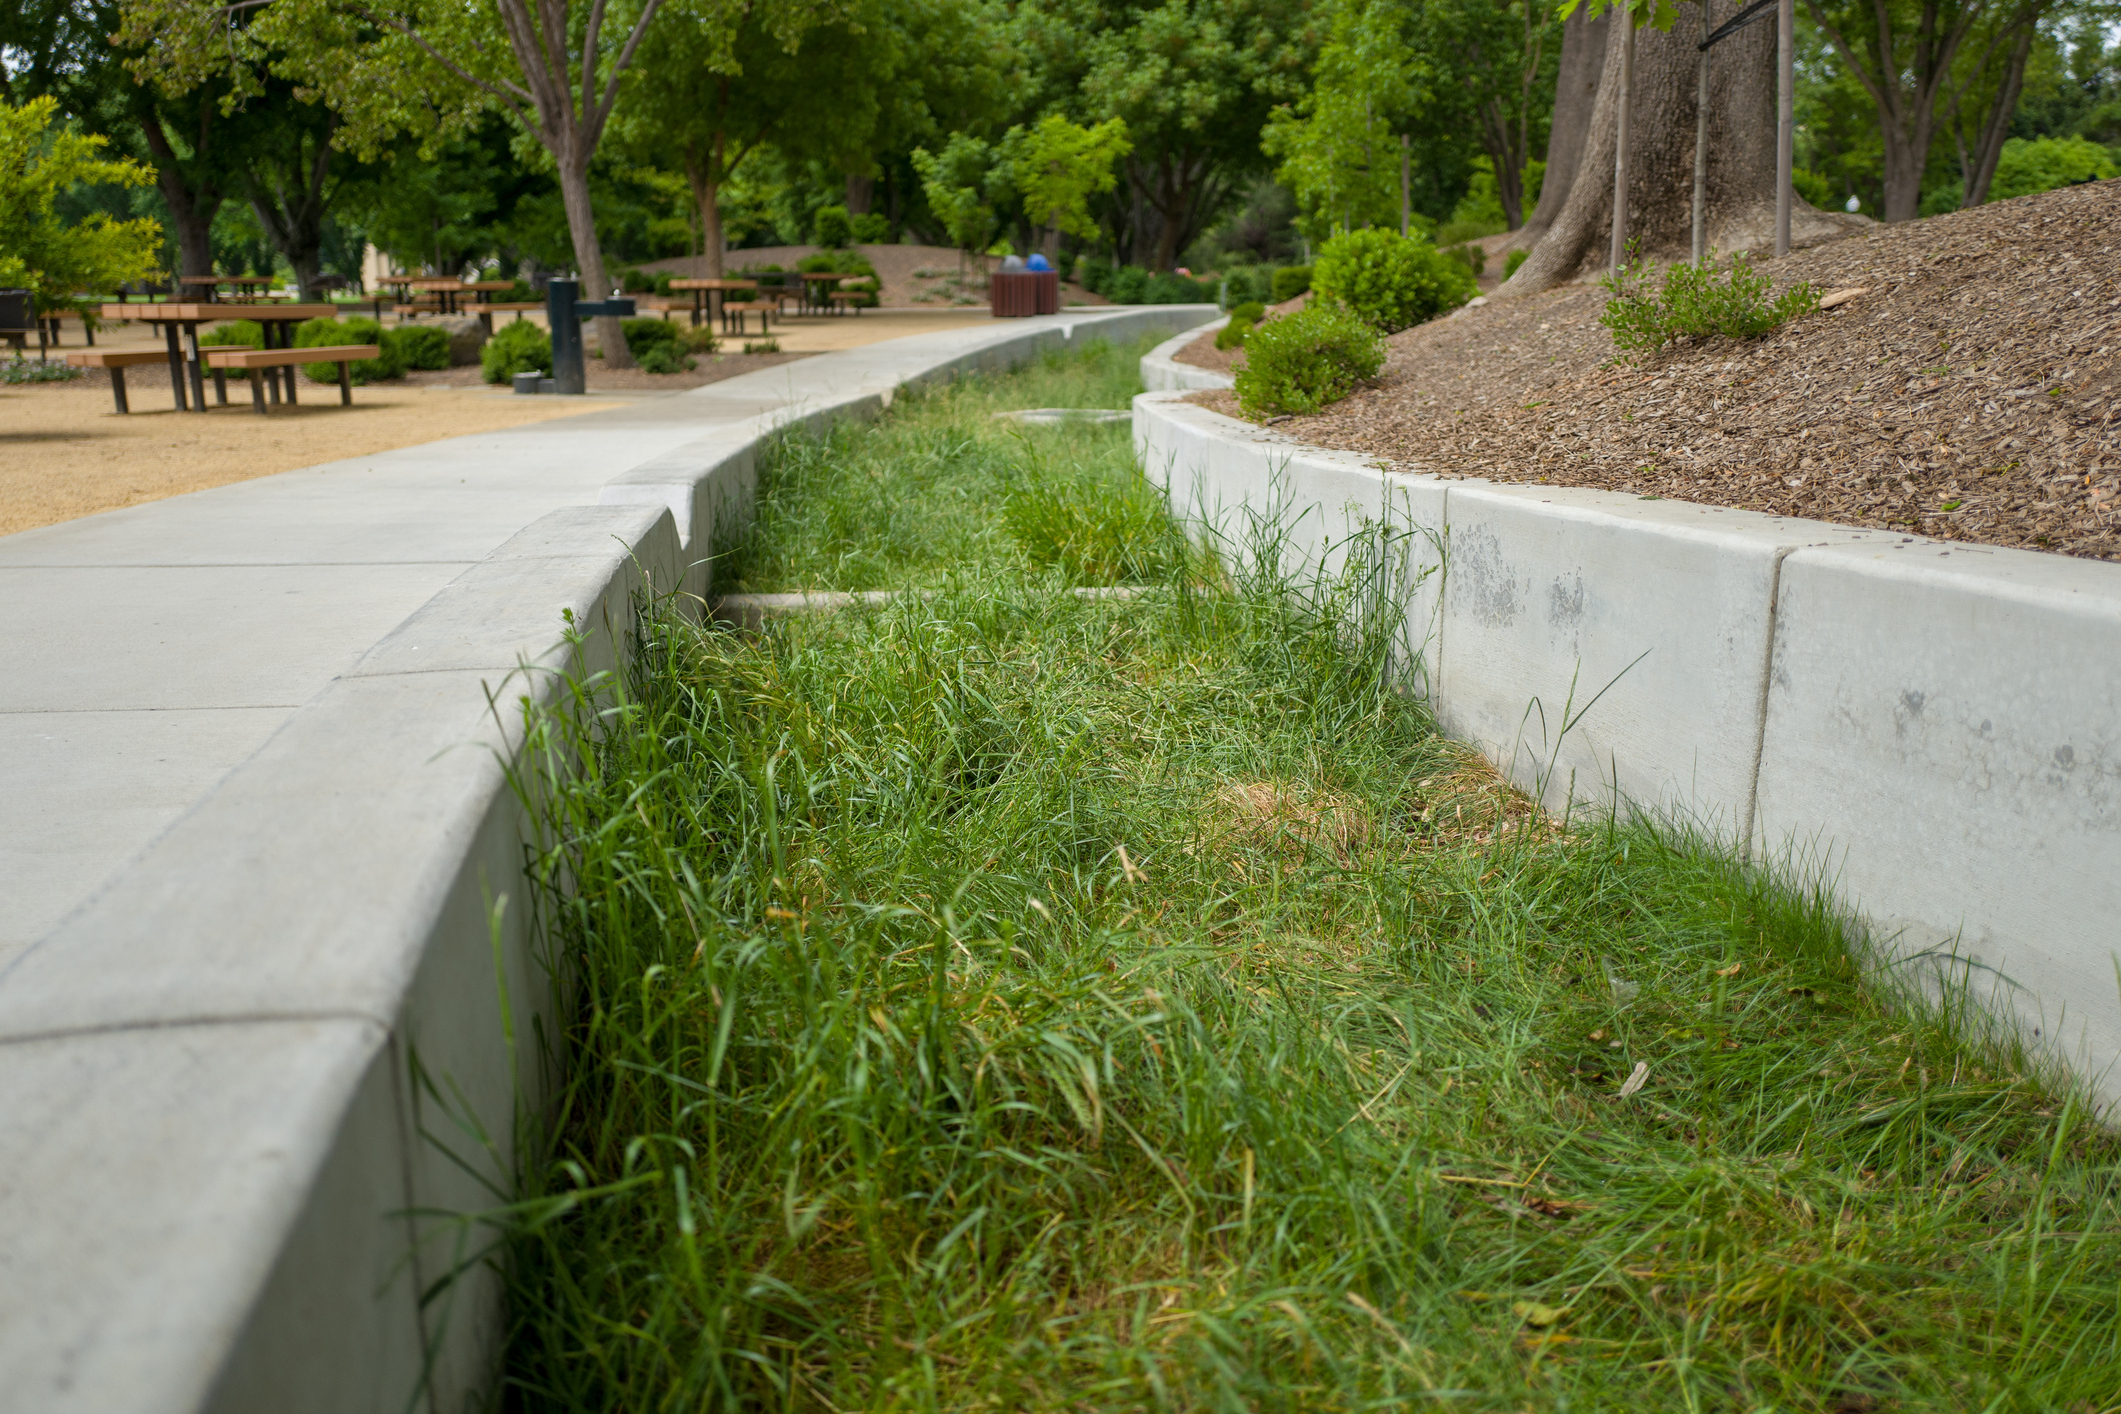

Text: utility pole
xmin=1610 ymin=2 xmax=1635 ymax=275
xmin=1776 ymin=0 xmax=1794 ymax=256
xmin=1401 ymin=134 xmax=1411 ymax=238
xmin=1693 ymin=0 xmax=1711 ymax=266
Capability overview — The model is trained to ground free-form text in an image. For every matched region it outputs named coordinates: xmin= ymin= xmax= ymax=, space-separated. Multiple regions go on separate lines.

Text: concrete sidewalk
xmin=0 ymin=307 xmax=1217 ymax=1414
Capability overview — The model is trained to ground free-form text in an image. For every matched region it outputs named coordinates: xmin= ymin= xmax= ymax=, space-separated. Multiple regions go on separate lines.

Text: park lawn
xmin=498 ymin=337 xmax=2121 ymax=1413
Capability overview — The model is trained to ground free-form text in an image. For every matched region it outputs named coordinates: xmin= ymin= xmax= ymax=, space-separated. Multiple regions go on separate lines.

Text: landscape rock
xmin=440 ymin=316 xmax=488 ymax=366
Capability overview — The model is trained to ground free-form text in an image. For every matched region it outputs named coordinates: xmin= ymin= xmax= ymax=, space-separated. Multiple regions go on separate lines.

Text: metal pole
xmin=1610 ymin=4 xmax=1635 ymax=275
xmin=1693 ymin=0 xmax=1711 ymax=266
xmin=1401 ymin=134 xmax=1411 ymax=238
xmin=1776 ymin=0 xmax=1794 ymax=257
xmin=547 ymin=278 xmax=585 ymax=395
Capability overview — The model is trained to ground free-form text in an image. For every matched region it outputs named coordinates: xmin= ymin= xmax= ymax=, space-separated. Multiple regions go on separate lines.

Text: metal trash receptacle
xmin=990 ymin=271 xmax=1059 ymax=317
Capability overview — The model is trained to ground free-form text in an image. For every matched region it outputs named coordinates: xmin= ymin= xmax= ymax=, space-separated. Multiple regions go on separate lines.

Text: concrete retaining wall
xmin=1136 ymin=387 xmax=2121 ymax=1111
xmin=0 ymin=306 xmax=1213 ymax=1414
xmin=1141 ymin=319 xmax=1234 ymax=391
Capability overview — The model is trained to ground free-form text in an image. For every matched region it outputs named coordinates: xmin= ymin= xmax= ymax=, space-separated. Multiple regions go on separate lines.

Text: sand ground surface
xmin=2 ymin=307 xmax=1014 ymax=536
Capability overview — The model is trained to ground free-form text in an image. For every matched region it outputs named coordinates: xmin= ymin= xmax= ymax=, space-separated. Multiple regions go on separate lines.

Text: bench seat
xmin=719 ymin=300 xmax=776 ymax=335
xmin=66 ymin=348 xmax=180 ymax=414
xmin=203 ymin=344 xmax=378 ymax=413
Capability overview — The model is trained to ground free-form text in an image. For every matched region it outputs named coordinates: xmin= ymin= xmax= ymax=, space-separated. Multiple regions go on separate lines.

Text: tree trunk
xmin=244 ymin=122 xmax=333 ymax=299
xmin=686 ymin=149 xmax=726 ymax=280
xmin=845 ymin=173 xmax=875 ymax=215
xmin=1512 ymin=6 xmax=1608 ymax=250
xmin=1502 ymin=2 xmax=1863 ymax=294
xmin=556 ymin=151 xmax=633 ymax=369
xmin=138 ymin=118 xmax=221 ymax=282
xmin=1958 ymin=21 xmax=2035 ymax=206
xmin=1803 ymin=0 xmax=1981 ymax=223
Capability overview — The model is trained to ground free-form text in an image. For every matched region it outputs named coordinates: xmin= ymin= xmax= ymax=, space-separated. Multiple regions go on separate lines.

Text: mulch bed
xmin=1190 ymin=179 xmax=2121 ymax=561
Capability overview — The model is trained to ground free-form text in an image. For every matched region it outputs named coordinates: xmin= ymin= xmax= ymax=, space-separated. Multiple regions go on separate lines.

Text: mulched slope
xmin=1196 ymin=179 xmax=2121 ymax=561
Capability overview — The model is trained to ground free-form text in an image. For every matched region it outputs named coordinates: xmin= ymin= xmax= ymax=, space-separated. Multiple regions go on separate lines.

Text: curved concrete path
xmin=0 ymin=307 xmax=1216 ymax=1414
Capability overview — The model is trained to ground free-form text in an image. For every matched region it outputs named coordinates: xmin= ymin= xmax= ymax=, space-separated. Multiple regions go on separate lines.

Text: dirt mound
xmin=1193 ymin=180 xmax=2121 ymax=561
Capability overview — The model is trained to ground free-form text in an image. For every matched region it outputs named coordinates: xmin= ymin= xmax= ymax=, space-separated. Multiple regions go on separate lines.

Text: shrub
xmin=295 ymin=315 xmax=405 ymax=384
xmin=617 ymin=267 xmax=654 ymax=294
xmin=850 ymin=212 xmax=892 ymax=243
xmin=393 ymin=323 xmax=452 ymax=370
xmin=1270 ymin=264 xmax=1311 ymax=302
xmin=1313 ymin=228 xmax=1476 ymax=333
xmin=1233 ymin=300 xmax=1384 ymax=419
xmin=2 ymin=356 xmax=80 ymax=383
xmin=621 ymin=317 xmax=679 ymax=360
xmin=481 ymin=318 xmax=551 ymax=384
xmin=1222 ymin=266 xmax=1271 ymax=307
xmin=652 ymin=271 xmax=676 ymax=296
xmin=1078 ymin=257 xmax=1111 ymax=294
xmin=1503 ymin=249 xmax=1529 ymax=280
xmin=1791 ymin=166 xmax=1836 ymax=210
xmin=677 ymin=324 xmax=719 ymax=354
xmin=199 ymin=319 xmax=263 ymax=348
xmin=637 ymin=342 xmax=693 ymax=375
xmin=742 ymin=337 xmax=780 ymax=354
xmin=813 ymin=204 xmax=853 ymax=249
xmin=1215 ymin=300 xmax=1267 ymax=351
xmin=1990 ymin=136 xmax=2118 ymax=202
xmin=1441 ymin=242 xmax=1486 ymax=279
xmin=1599 ymin=252 xmax=1819 ymax=352
xmin=1145 ymin=271 xmax=1216 ymax=304
xmin=1107 ymin=265 xmax=1149 ymax=304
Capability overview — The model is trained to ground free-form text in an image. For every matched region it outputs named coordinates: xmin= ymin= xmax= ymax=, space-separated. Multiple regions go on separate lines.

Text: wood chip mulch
xmin=1189 ymin=179 xmax=2121 ymax=561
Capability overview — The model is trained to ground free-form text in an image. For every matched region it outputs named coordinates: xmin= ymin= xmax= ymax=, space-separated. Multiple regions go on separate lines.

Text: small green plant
xmin=1503 ymin=248 xmax=1529 ymax=280
xmin=813 ymin=204 xmax=854 ymax=249
xmin=1313 ymin=229 xmax=1477 ymax=333
xmin=1214 ymin=301 xmax=1267 ymax=352
xmin=481 ymin=318 xmax=551 ymax=384
xmin=676 ymin=324 xmax=719 ymax=355
xmin=2 ymin=356 xmax=81 ymax=383
xmin=1270 ymin=264 xmax=1311 ymax=302
xmin=637 ymin=342 xmax=694 ymax=375
xmin=1442 ymin=242 xmax=1486 ymax=279
xmin=1600 ymin=252 xmax=1820 ymax=352
xmin=1233 ymin=299 xmax=1384 ymax=418
xmin=198 ymin=319 xmax=263 ymax=348
xmin=294 ymin=315 xmax=406 ymax=383
xmin=743 ymin=337 xmax=780 ymax=354
xmin=620 ymin=317 xmax=679 ymax=361
xmin=393 ymin=323 xmax=452 ymax=371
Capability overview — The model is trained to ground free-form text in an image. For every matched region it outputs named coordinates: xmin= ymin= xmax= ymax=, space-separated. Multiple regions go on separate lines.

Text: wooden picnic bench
xmin=827 ymin=291 xmax=867 ymax=315
xmin=65 ymin=349 xmax=173 ymax=414
xmin=201 ymin=344 xmax=378 ymax=413
xmin=719 ymin=299 xmax=777 ymax=336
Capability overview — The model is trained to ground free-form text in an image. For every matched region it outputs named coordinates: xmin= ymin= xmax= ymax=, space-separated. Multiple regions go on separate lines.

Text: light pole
xmin=1776 ymin=0 xmax=1795 ymax=257
xmin=1609 ymin=1 xmax=1635 ymax=276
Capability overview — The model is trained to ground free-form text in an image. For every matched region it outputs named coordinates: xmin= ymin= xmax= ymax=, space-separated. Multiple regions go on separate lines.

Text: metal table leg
xmin=182 ymin=324 xmax=207 ymax=410
xmin=164 ymin=321 xmax=189 ymax=412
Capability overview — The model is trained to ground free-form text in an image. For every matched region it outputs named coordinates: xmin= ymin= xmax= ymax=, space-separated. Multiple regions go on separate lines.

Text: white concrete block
xmin=1755 ymin=539 xmax=2121 ymax=1106
xmin=1140 ymin=320 xmax=1233 ymax=392
xmin=1439 ymin=485 xmax=1882 ymax=826
xmin=0 ymin=1019 xmax=418 ymax=1414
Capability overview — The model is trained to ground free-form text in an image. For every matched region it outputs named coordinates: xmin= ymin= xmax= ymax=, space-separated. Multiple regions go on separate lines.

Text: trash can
xmin=990 ymin=270 xmax=1059 ymax=318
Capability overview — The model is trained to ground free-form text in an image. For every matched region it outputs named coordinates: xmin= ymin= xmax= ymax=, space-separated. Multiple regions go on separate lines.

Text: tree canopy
xmin=0 ymin=95 xmax=163 ymax=302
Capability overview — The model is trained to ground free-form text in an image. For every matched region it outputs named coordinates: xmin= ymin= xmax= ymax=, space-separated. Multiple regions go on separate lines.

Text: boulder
xmin=439 ymin=315 xmax=488 ymax=366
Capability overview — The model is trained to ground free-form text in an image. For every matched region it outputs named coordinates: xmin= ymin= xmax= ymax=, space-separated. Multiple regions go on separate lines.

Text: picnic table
xmin=669 ymin=278 xmax=757 ymax=328
xmin=178 ymin=275 xmax=281 ymax=303
xmin=95 ymin=301 xmax=336 ymax=413
xmin=796 ymin=271 xmax=859 ymax=315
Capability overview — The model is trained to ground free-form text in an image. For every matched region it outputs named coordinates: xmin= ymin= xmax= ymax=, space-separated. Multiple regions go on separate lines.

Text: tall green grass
xmin=499 ymin=342 xmax=2121 ymax=1412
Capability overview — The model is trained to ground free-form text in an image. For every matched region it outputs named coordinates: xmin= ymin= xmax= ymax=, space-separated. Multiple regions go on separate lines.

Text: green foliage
xmin=1441 ymin=242 xmax=1485 ymax=279
xmin=616 ymin=268 xmax=654 ymax=294
xmin=2 ymin=357 xmax=82 ymax=384
xmin=1600 ymin=253 xmax=1821 ymax=352
xmin=676 ymin=324 xmax=719 ymax=355
xmin=1234 ymin=299 xmax=1385 ymax=417
xmin=481 ymin=318 xmax=550 ymax=384
xmin=637 ymin=342 xmax=694 ymax=375
xmin=393 ymin=323 xmax=452 ymax=371
xmin=1990 ymin=135 xmax=2119 ymax=201
xmin=1228 ymin=300 xmax=1267 ymax=326
xmin=912 ymin=133 xmax=1008 ymax=260
xmin=1791 ymin=166 xmax=1836 ymax=210
xmin=0 ymin=95 xmax=163 ymax=305
xmin=849 ymin=212 xmax=892 ymax=243
xmin=1271 ymin=265 xmax=1312 ymax=301
xmin=1313 ymin=228 xmax=1475 ymax=333
xmin=1215 ymin=316 xmax=1255 ymax=351
xmin=1503 ymin=248 xmax=1529 ymax=280
xmin=813 ymin=204 xmax=854 ymax=249
xmin=1146 ymin=272 xmax=1217 ymax=304
xmin=1108 ymin=266 xmax=1150 ymax=304
xmin=198 ymin=320 xmax=265 ymax=348
xmin=998 ymin=113 xmax=1132 ymax=239
xmin=620 ymin=318 xmax=679 ymax=360
xmin=295 ymin=315 xmax=405 ymax=383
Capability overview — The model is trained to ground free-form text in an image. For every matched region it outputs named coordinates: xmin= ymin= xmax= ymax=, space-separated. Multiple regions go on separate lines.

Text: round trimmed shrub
xmin=393 ymin=323 xmax=452 ymax=371
xmin=296 ymin=315 xmax=406 ymax=384
xmin=481 ymin=319 xmax=551 ymax=384
xmin=199 ymin=319 xmax=263 ymax=348
xmin=637 ymin=342 xmax=694 ymax=375
xmin=1313 ymin=229 xmax=1477 ymax=333
xmin=1270 ymin=265 xmax=1312 ymax=302
xmin=620 ymin=317 xmax=679 ymax=360
xmin=1232 ymin=300 xmax=1384 ymax=419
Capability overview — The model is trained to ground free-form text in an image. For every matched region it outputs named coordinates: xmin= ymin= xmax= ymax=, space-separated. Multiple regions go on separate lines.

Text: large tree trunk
xmin=1957 ymin=21 xmax=2035 ymax=206
xmin=1502 ymin=3 xmax=1864 ymax=294
xmin=137 ymin=117 xmax=220 ymax=282
xmin=245 ymin=120 xmax=332 ymax=299
xmin=556 ymin=153 xmax=634 ymax=370
xmin=686 ymin=147 xmax=726 ymax=280
xmin=1804 ymin=0 xmax=1980 ymax=223
xmin=845 ymin=173 xmax=875 ymax=215
xmin=1512 ymin=6 xmax=1609 ymax=250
